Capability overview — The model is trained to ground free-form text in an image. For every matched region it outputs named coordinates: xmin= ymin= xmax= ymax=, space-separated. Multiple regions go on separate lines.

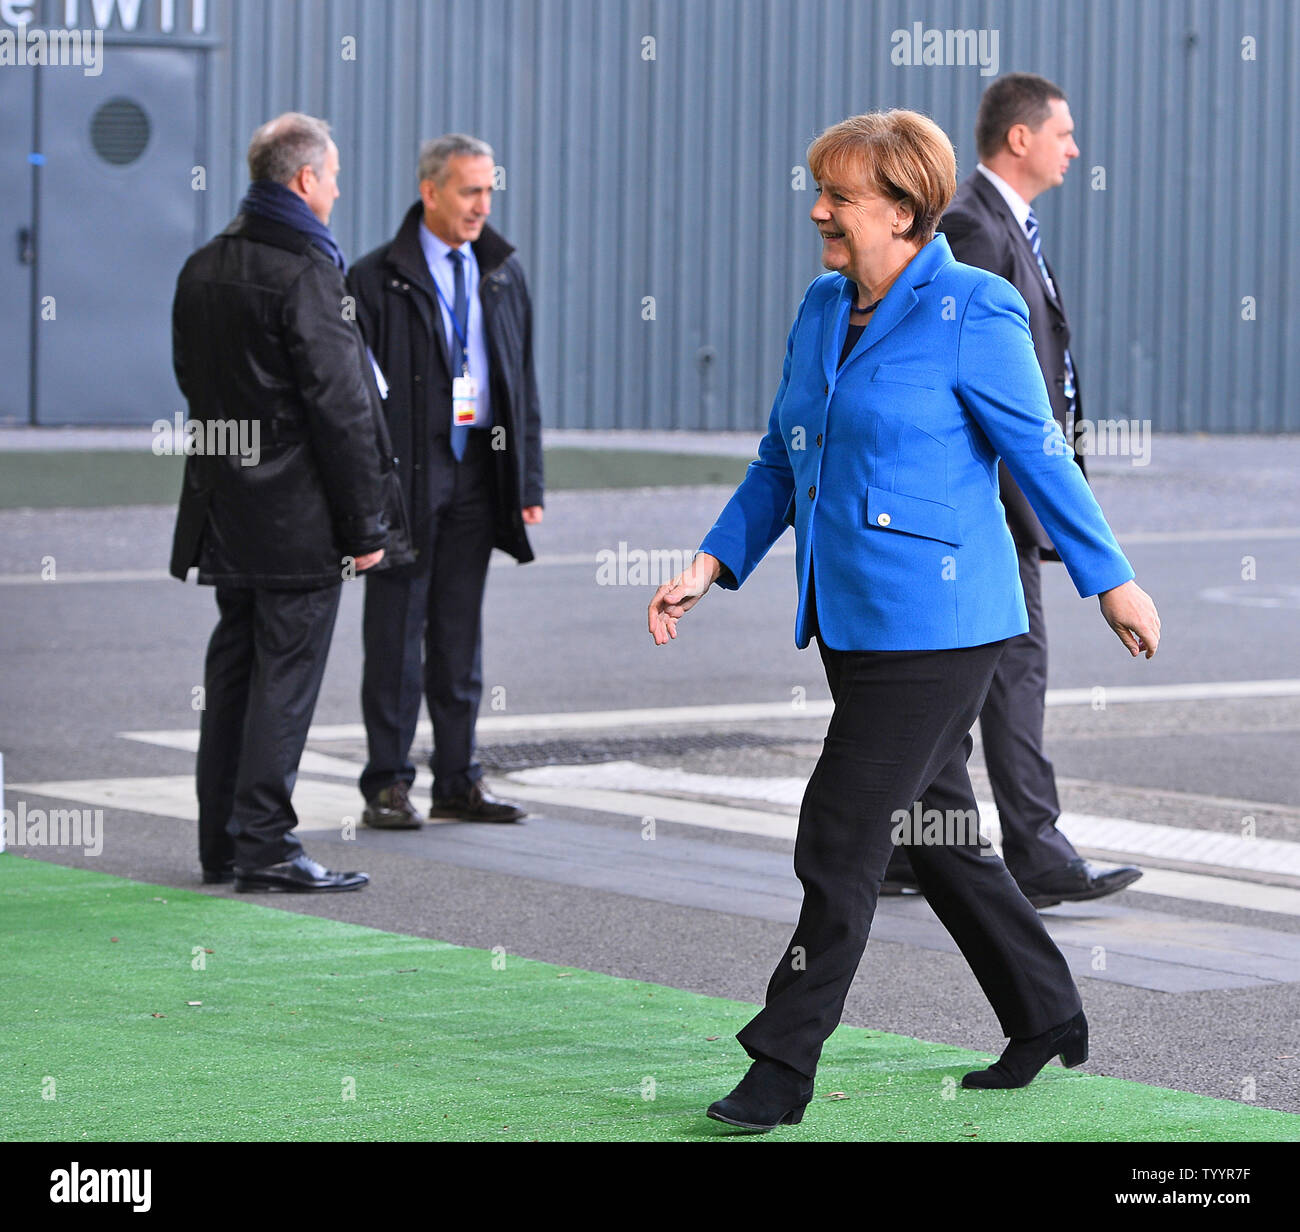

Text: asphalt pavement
xmin=2 ymin=432 xmax=1298 ymax=1120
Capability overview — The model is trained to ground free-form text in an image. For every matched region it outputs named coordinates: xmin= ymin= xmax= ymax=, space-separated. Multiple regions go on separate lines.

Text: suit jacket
xmin=348 ymin=204 xmax=544 ymax=564
xmin=939 ymin=170 xmax=1083 ymax=553
xmin=698 ymin=234 xmax=1132 ymax=651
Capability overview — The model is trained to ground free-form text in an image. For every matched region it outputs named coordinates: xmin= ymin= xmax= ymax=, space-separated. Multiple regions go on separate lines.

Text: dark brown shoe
xmin=362 ymin=782 xmax=423 ymax=830
xmin=428 ymin=782 xmax=526 ymax=823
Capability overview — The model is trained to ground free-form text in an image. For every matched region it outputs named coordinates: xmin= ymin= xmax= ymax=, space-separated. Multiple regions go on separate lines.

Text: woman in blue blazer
xmin=648 ymin=111 xmax=1160 ymax=1132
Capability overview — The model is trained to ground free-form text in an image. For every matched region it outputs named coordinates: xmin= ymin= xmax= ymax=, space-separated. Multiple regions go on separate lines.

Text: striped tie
xmin=1025 ymin=208 xmax=1076 ymax=419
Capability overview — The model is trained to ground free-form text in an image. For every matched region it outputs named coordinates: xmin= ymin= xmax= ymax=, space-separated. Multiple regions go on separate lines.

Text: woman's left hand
xmin=1099 ymin=580 xmax=1161 ymax=658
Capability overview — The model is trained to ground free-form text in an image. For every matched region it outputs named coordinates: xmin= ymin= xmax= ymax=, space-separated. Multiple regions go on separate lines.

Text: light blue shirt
xmin=418 ymin=220 xmax=492 ymax=428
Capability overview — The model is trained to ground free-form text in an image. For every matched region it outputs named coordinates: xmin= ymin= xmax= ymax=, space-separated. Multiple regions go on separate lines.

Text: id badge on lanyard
xmin=452 ymin=370 xmax=478 ymax=425
xmin=435 ymin=272 xmax=478 ymax=429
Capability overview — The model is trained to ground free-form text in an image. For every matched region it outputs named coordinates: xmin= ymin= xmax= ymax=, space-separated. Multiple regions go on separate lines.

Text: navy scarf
xmin=238 ymin=179 xmax=346 ymax=272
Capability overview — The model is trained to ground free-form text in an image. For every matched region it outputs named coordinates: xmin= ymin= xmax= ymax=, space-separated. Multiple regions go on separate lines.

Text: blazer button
xmin=816 ymin=434 xmax=823 ymax=447
xmin=808 ymin=485 xmax=816 ymax=500
xmin=414 ymin=374 xmax=422 ymax=383
xmin=877 ymin=512 xmax=891 ymax=526
xmin=823 ymin=384 xmax=829 ymax=395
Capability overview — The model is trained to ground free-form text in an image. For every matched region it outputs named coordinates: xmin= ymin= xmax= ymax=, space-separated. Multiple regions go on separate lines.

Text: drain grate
xmin=477 ymin=730 xmax=793 ymax=772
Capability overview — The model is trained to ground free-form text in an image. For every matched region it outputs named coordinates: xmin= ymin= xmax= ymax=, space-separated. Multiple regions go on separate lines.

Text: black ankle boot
xmin=707 ymin=1056 xmax=814 ymax=1131
xmin=962 ymin=1009 xmax=1088 ymax=1089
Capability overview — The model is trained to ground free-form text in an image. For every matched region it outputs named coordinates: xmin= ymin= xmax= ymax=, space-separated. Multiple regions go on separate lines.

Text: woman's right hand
xmin=648 ymin=552 xmax=722 ymax=645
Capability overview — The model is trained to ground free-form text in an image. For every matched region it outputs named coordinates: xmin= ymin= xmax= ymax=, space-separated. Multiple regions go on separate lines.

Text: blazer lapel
xmin=822 ymin=280 xmax=853 ymax=384
xmin=835 ymin=234 xmax=952 ymax=374
xmin=969 ymin=173 xmax=1067 ymax=321
xmin=852 ymin=280 xmax=919 ymax=360
xmin=387 ymin=205 xmax=453 ymax=377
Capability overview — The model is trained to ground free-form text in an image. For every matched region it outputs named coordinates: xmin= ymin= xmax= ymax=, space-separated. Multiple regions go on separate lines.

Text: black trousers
xmin=887 ymin=540 xmax=1078 ymax=884
xmin=737 ymin=635 xmax=1082 ymax=1079
xmin=360 ymin=431 xmax=496 ymax=802
xmin=196 ymin=583 xmax=341 ymax=872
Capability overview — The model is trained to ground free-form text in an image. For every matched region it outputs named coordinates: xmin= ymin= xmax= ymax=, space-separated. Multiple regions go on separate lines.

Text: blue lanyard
xmin=431 ymin=269 xmax=470 ymax=372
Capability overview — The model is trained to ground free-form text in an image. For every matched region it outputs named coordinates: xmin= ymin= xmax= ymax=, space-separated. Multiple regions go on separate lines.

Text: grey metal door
xmin=35 ymin=47 xmax=200 ymax=424
xmin=0 ymin=71 xmax=34 ymax=423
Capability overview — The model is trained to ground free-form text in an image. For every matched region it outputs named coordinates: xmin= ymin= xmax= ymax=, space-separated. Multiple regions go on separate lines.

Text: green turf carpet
xmin=0 ymin=449 xmax=749 ymax=508
xmin=1 ymin=854 xmax=1296 ymax=1142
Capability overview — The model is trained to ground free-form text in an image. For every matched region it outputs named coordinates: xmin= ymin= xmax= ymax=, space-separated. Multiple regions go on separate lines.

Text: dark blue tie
xmin=1025 ymin=209 xmax=1076 ymax=418
xmin=449 ymin=249 xmax=469 ymax=461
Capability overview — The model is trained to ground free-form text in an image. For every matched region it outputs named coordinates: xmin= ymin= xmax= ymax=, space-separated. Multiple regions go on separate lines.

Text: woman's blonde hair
xmin=807 ymin=110 xmax=957 ymax=245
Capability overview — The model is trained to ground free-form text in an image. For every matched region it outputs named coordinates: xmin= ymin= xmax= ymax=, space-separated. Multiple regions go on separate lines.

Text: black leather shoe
xmin=234 ymin=854 xmax=369 ymax=893
xmin=428 ymin=782 xmax=526 ymax=823
xmin=362 ymin=782 xmax=423 ymax=830
xmin=962 ymin=1009 xmax=1088 ymax=1089
xmin=706 ymin=1056 xmax=814 ymax=1132
xmin=202 ymin=866 xmax=235 ymax=885
xmin=1017 ymin=859 xmax=1143 ymax=909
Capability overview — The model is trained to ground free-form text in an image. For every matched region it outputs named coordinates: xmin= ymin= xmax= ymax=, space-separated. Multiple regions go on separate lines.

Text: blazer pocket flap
xmin=870 ymin=363 xmax=943 ymax=390
xmin=866 ymin=485 xmax=963 ymax=545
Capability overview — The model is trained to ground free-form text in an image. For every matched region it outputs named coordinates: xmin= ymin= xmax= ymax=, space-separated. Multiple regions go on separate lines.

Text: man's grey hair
xmin=247 ymin=112 xmax=333 ymax=184
xmin=418 ymin=133 xmax=494 ymax=186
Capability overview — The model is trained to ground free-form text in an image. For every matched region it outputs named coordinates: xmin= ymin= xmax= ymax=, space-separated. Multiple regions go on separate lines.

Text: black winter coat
xmin=347 ymin=205 xmax=544 ymax=564
xmin=169 ymin=213 xmax=413 ymax=588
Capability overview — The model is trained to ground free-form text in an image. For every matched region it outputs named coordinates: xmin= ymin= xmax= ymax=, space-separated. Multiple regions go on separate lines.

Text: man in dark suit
xmin=348 ymin=134 xmax=543 ymax=829
xmin=171 ymin=112 xmax=409 ymax=893
xmin=883 ymin=74 xmax=1141 ymax=908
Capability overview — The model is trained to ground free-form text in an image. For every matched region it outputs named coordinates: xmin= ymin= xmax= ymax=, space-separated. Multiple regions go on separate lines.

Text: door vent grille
xmin=90 ymin=98 xmax=151 ymax=166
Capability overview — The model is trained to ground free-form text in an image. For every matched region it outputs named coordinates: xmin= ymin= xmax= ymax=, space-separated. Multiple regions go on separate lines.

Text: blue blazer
xmin=699 ymin=234 xmax=1134 ymax=651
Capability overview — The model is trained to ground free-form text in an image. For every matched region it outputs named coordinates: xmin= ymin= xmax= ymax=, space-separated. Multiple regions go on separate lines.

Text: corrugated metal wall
xmin=161 ymin=0 xmax=1300 ymax=431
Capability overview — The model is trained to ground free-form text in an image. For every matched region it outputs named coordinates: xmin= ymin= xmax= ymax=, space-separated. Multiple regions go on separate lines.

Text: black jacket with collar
xmin=939 ymin=171 xmax=1087 ymax=554
xmin=169 ymin=211 xmax=413 ymax=587
xmin=346 ymin=204 xmax=544 ymax=564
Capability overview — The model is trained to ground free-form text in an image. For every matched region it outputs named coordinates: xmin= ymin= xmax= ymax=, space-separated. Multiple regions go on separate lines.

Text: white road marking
xmin=115 ymin=678 xmax=1300 ymax=751
xmin=2 ymin=523 xmax=1298 ymax=586
xmin=6 ymin=776 xmax=355 ymax=834
xmin=14 ymin=750 xmax=1300 ymax=915
xmin=506 ymin=761 xmax=1300 ymax=878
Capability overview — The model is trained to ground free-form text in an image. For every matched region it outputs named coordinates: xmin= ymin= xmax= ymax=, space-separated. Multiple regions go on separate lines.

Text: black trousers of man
xmin=885 ymin=540 xmax=1078 ymax=887
xmin=360 ymin=430 xmax=496 ymax=803
xmin=737 ymin=634 xmax=1082 ymax=1080
xmin=196 ymin=583 xmax=341 ymax=873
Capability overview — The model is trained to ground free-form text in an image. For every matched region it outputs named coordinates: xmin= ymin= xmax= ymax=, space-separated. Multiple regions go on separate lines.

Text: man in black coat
xmin=170 ymin=112 xmax=410 ymax=892
xmin=884 ymin=75 xmax=1141 ymax=907
xmin=348 ymin=134 xmax=543 ymax=829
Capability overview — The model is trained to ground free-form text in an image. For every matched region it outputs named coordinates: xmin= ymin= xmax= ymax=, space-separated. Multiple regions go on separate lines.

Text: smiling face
xmin=420 ymin=154 xmax=495 ymax=247
xmin=810 ymin=173 xmax=914 ymax=286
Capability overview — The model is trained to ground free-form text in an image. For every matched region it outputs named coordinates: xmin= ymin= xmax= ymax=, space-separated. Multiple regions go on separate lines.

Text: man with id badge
xmin=348 ymin=134 xmax=544 ymax=829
